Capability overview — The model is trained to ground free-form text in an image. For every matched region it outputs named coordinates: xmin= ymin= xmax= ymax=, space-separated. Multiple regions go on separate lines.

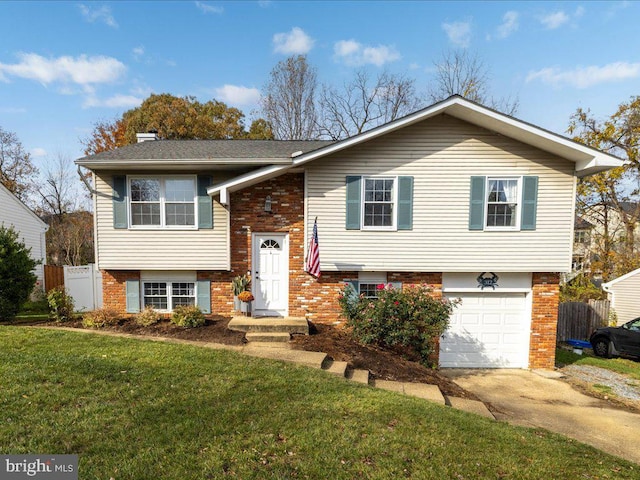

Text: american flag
xmin=306 ymin=217 xmax=321 ymax=278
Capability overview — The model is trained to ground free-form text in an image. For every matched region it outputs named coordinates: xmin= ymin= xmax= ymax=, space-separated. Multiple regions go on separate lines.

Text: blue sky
xmin=1 ymin=0 xmax=639 ymax=175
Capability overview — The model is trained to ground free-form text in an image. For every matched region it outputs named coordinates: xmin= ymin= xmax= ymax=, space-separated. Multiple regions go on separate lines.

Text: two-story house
xmin=76 ymin=96 xmax=622 ymax=369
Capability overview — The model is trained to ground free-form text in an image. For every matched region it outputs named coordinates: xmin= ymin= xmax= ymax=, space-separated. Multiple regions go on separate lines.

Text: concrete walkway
xmin=442 ymin=369 xmax=640 ymax=465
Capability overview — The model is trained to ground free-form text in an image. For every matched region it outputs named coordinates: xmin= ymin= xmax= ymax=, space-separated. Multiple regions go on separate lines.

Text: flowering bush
xmin=135 ymin=306 xmax=162 ymax=327
xmin=338 ymin=283 xmax=457 ymax=366
xmin=237 ymin=291 xmax=254 ymax=302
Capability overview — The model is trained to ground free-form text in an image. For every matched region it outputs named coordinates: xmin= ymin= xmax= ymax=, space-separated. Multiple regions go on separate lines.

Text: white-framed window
xmin=362 ymin=177 xmax=397 ymax=230
xmin=142 ymin=281 xmax=196 ymax=311
xmin=485 ymin=177 xmax=520 ymax=230
xmin=358 ymin=272 xmax=388 ymax=298
xmin=574 ymin=230 xmax=590 ymax=244
xmin=140 ymin=272 xmax=197 ymax=312
xmin=129 ymin=176 xmax=196 ymax=228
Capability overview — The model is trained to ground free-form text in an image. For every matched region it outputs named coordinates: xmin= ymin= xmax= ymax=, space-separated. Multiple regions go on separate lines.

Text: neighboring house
xmin=76 ymin=96 xmax=622 ymax=370
xmin=602 ymin=268 xmax=640 ymax=325
xmin=0 ymin=182 xmax=48 ymax=289
xmin=569 ymin=216 xmax=594 ymax=277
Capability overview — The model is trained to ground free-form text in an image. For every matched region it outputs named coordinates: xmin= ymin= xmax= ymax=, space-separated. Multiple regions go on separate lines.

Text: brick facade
xmin=100 ymin=173 xmax=559 ymax=369
xmin=101 ymin=270 xmax=139 ymax=315
xmin=529 ymin=272 xmax=560 ymax=369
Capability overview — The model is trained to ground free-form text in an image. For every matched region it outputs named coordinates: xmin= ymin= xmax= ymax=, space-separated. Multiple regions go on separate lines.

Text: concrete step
xmin=347 ymin=368 xmax=370 ymax=385
xmin=241 ymin=346 xmax=327 ymax=369
xmin=322 ymin=359 xmax=349 ymax=377
xmin=446 ymin=396 xmax=495 ymax=419
xmin=245 ymin=332 xmax=291 ymax=343
xmin=228 ymin=317 xmax=309 ymax=335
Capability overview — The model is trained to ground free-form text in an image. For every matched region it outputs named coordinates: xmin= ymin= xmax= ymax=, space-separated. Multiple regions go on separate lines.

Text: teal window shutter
xmin=113 ymin=175 xmax=128 ymax=229
xmin=345 ymin=176 xmax=362 ymax=230
xmin=521 ymin=176 xmax=538 ymax=230
xmin=197 ymin=280 xmax=211 ymax=314
xmin=397 ymin=176 xmax=413 ymax=230
xmin=125 ymin=280 xmax=140 ymax=313
xmin=197 ymin=175 xmax=213 ymax=229
xmin=469 ymin=176 xmax=486 ymax=230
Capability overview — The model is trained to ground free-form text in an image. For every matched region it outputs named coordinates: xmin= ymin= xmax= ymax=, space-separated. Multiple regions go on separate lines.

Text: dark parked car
xmin=590 ymin=317 xmax=640 ymax=359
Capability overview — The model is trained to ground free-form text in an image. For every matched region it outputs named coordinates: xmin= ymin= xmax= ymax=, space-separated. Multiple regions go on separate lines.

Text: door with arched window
xmin=251 ymin=233 xmax=289 ymax=316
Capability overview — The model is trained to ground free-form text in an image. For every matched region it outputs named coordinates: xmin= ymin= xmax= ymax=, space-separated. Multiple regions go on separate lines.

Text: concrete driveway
xmin=442 ymin=369 xmax=640 ymax=465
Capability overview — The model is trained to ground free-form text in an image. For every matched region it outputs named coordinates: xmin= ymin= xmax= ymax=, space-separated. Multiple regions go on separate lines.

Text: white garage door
xmin=440 ymin=293 xmax=530 ymax=368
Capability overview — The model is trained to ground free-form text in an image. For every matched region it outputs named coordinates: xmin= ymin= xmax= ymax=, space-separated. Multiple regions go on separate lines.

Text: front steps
xmin=229 ymin=316 xmax=493 ymax=418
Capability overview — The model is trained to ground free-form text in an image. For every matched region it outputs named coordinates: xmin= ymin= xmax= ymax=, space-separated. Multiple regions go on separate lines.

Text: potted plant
xmin=231 ymin=275 xmax=250 ymax=311
xmin=237 ymin=290 xmax=254 ymax=316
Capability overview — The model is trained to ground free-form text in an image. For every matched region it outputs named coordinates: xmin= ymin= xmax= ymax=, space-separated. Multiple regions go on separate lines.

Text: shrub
xmin=82 ymin=308 xmax=120 ymax=329
xmin=135 ymin=306 xmax=162 ymax=327
xmin=338 ymin=283 xmax=457 ymax=366
xmin=559 ymin=274 xmax=606 ymax=302
xmin=170 ymin=305 xmax=205 ymax=328
xmin=0 ymin=225 xmax=38 ymax=321
xmin=47 ymin=287 xmax=75 ymax=323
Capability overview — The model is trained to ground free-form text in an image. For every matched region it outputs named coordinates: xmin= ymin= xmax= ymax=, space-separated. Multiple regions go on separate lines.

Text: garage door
xmin=439 ymin=293 xmax=530 ymax=368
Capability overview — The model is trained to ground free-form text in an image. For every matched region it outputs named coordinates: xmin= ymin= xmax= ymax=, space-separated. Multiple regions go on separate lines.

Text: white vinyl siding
xmin=607 ymin=271 xmax=640 ymax=325
xmin=95 ymin=173 xmax=229 ymax=270
xmin=305 ymin=114 xmax=575 ymax=273
xmin=0 ymin=184 xmax=47 ymax=287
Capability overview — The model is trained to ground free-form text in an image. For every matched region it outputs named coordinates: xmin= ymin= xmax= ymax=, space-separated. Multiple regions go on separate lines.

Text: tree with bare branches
xmin=261 ymin=55 xmax=319 ymax=140
xmin=318 ymin=70 xmax=422 ymax=140
xmin=428 ymin=49 xmax=519 ymax=115
xmin=0 ymin=126 xmax=38 ymax=202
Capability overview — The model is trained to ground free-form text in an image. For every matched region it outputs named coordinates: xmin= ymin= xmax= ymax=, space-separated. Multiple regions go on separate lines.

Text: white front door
xmin=252 ymin=233 xmax=288 ymax=317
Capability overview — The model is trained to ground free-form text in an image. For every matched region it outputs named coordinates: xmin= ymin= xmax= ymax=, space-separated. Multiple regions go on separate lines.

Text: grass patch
xmin=1 ymin=327 xmax=637 ymax=479
xmin=557 ymin=347 xmax=640 ymax=382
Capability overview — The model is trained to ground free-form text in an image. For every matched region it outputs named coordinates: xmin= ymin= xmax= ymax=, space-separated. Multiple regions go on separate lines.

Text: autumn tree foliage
xmin=569 ymin=96 xmax=640 ymax=280
xmin=82 ymin=93 xmax=273 ymax=155
xmin=0 ymin=126 xmax=38 ymax=202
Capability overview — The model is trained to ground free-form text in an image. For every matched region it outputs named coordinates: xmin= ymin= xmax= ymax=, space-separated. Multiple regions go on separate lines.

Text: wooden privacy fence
xmin=557 ymin=300 xmax=610 ymax=341
xmin=44 ymin=265 xmax=64 ymax=292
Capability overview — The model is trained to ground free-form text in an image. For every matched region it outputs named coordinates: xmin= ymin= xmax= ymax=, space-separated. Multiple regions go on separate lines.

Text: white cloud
xmin=526 ymin=62 xmax=640 ymax=88
xmin=258 ymin=0 xmax=272 ymax=7
xmin=333 ymin=40 xmax=400 ymax=67
xmin=132 ymin=46 xmax=145 ymax=61
xmin=496 ymin=11 xmax=519 ymax=39
xmin=442 ymin=20 xmax=472 ymax=48
xmin=195 ymin=1 xmax=224 ymax=14
xmin=215 ymin=84 xmax=261 ymax=106
xmin=78 ymin=4 xmax=118 ymax=28
xmin=539 ymin=11 xmax=570 ymax=29
xmin=273 ymin=27 xmax=314 ymax=55
xmin=31 ymin=148 xmax=47 ymax=157
xmin=83 ymin=93 xmax=143 ymax=109
xmin=0 ymin=53 xmax=126 ymax=87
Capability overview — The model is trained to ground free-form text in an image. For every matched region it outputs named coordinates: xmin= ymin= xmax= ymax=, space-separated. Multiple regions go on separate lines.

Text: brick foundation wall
xmin=529 ymin=272 xmax=560 ymax=369
xmin=101 ymin=270 xmax=140 ymax=315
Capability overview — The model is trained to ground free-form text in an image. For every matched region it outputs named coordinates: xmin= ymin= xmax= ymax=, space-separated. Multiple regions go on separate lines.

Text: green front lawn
xmin=556 ymin=348 xmax=640 ymax=382
xmin=1 ymin=327 xmax=637 ymax=479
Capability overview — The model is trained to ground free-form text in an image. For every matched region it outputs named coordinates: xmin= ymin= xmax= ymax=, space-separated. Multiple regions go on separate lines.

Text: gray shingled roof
xmin=77 ymin=139 xmax=333 ymax=162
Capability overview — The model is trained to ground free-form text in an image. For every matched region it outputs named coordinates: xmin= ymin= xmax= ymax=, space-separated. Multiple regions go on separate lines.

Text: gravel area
xmin=561 ymin=364 xmax=640 ymax=402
